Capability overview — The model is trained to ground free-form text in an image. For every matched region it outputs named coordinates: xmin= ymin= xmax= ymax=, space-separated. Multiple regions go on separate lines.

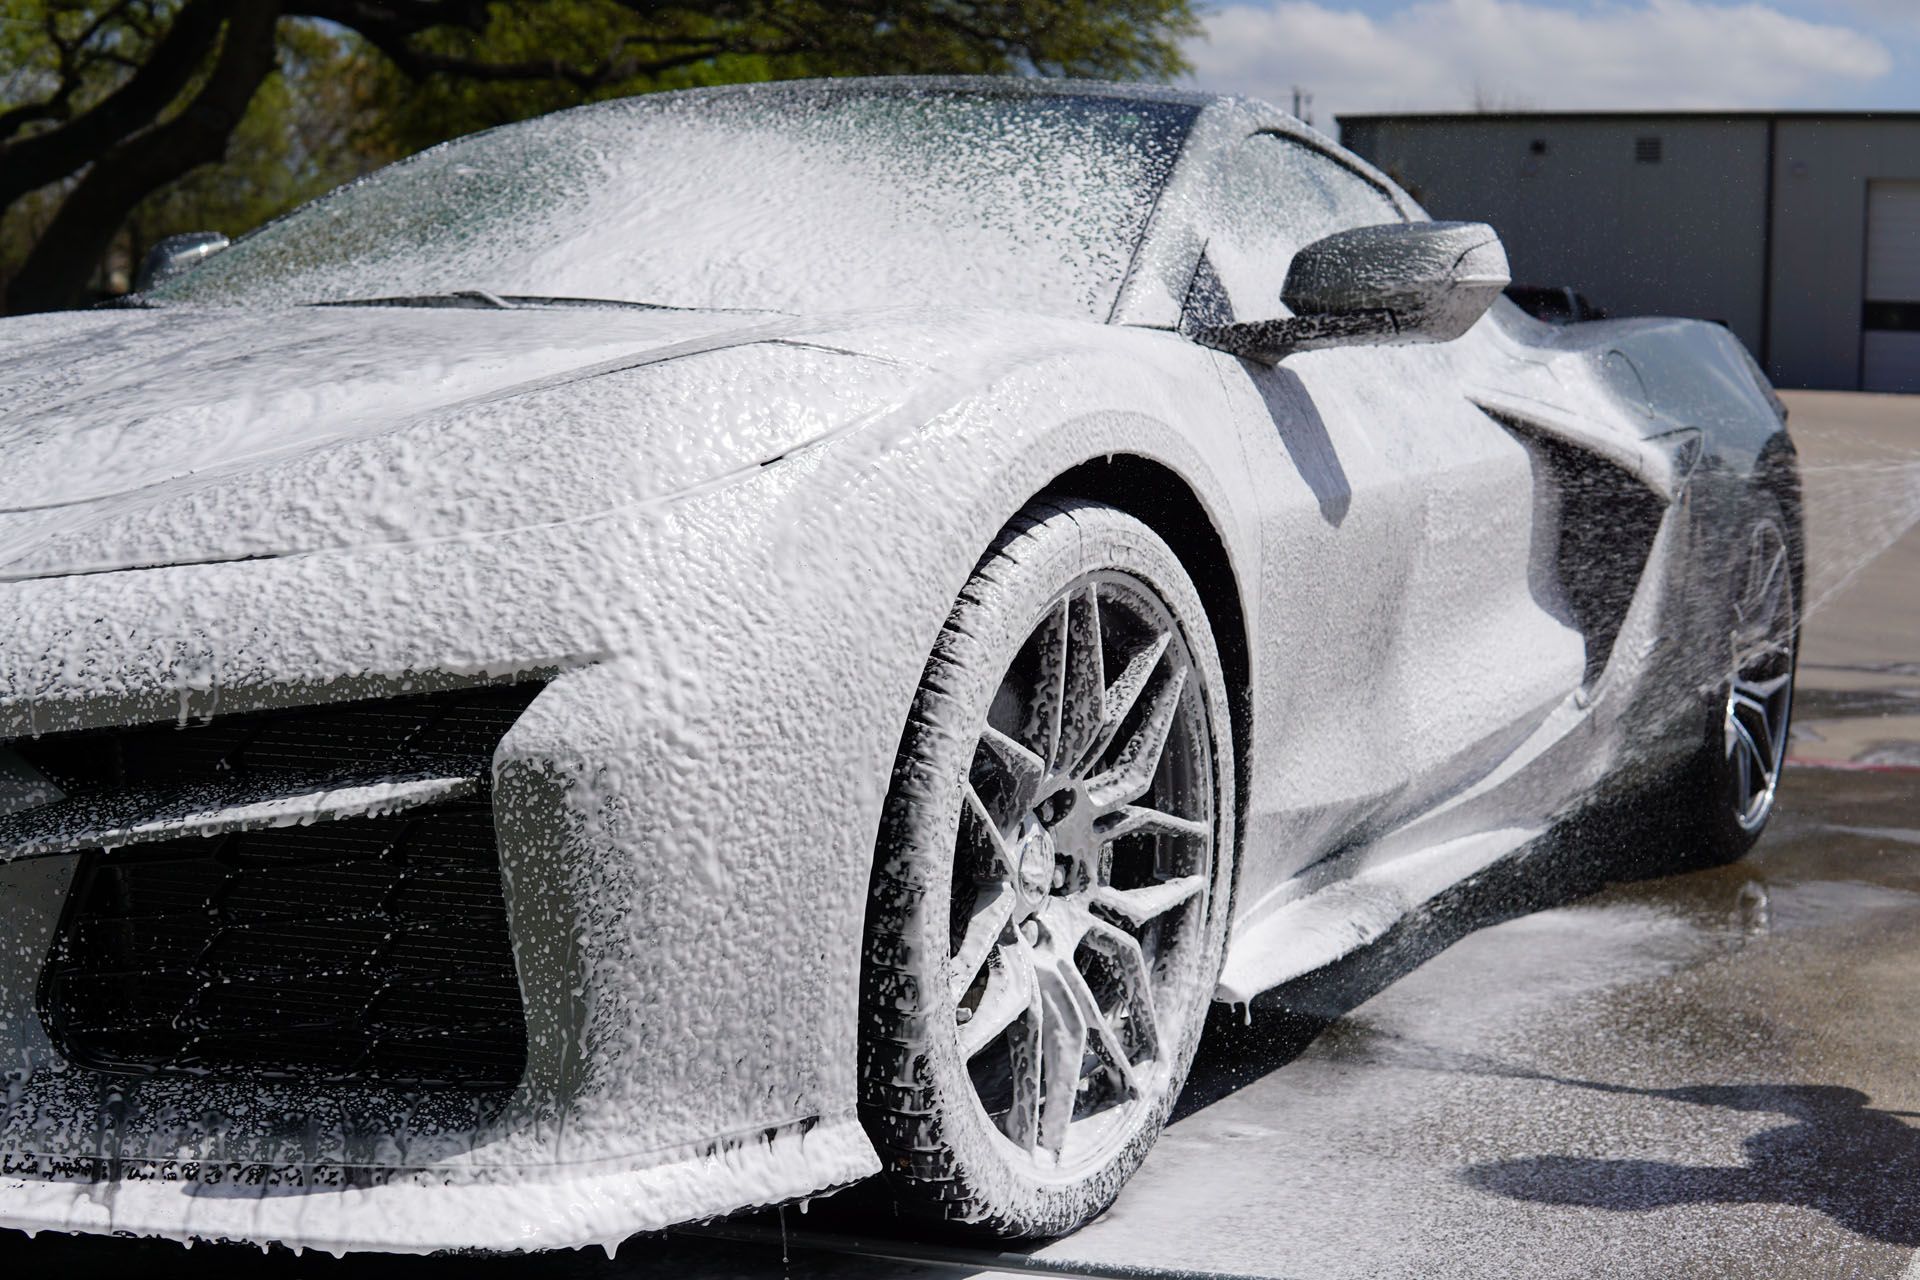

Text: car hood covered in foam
xmin=0 ymin=303 xmax=922 ymax=580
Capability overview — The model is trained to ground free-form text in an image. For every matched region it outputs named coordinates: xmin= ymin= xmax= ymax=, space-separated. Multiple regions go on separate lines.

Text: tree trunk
xmin=4 ymin=2 xmax=281 ymax=316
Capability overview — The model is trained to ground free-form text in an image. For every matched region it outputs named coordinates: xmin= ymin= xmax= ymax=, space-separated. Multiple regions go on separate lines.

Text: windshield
xmin=147 ymin=85 xmax=1198 ymax=321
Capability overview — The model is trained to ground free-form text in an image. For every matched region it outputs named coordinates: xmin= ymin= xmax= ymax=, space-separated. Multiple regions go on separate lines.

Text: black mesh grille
xmin=16 ymin=681 xmax=542 ymax=795
xmin=30 ymin=683 xmax=540 ymax=1090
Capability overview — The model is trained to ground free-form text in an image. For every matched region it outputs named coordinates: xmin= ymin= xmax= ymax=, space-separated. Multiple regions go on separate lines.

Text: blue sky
xmin=1180 ymin=0 xmax=1920 ymax=130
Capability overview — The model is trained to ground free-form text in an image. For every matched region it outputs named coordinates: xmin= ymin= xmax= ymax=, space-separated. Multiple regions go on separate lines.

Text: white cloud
xmin=1184 ymin=0 xmax=1894 ymax=126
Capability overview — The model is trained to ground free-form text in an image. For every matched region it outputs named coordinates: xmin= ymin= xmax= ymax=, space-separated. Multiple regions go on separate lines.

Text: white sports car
xmin=0 ymin=77 xmax=1798 ymax=1253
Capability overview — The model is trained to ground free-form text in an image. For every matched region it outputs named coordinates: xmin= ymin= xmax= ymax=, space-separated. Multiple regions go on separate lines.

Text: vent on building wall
xmin=1635 ymin=136 xmax=1664 ymax=164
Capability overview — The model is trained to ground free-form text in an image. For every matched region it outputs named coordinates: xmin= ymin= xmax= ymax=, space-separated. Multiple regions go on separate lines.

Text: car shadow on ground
xmin=1459 ymin=1080 xmax=1920 ymax=1246
xmin=1174 ymin=799 xmax=1648 ymax=1123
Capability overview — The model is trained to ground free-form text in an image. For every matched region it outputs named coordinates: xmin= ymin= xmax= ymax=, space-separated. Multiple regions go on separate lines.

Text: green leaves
xmin=359 ymin=1 xmax=1202 ymax=155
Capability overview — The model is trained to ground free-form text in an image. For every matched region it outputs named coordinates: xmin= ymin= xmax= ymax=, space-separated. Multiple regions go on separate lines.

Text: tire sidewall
xmin=863 ymin=500 xmax=1237 ymax=1236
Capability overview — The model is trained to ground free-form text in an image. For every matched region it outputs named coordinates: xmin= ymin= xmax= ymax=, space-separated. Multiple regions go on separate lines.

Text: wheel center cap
xmin=1014 ymin=817 xmax=1055 ymax=903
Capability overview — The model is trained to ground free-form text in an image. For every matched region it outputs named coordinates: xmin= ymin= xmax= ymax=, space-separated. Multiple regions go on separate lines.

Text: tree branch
xmin=0 ymin=98 xmax=71 ymax=145
xmin=0 ymin=0 xmax=228 ymax=210
xmin=290 ymin=0 xmax=494 ymax=42
xmin=5 ymin=2 xmax=283 ymax=315
xmin=373 ymin=40 xmax=742 ymax=87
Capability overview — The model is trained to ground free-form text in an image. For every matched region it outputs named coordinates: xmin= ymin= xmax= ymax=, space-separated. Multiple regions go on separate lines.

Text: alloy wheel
xmin=1724 ymin=520 xmax=1795 ymax=832
xmin=948 ymin=572 xmax=1215 ymax=1174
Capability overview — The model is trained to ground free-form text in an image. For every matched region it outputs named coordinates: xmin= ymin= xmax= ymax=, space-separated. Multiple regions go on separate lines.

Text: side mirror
xmin=1188 ymin=221 xmax=1510 ymax=365
xmin=135 ymin=231 xmax=229 ymax=292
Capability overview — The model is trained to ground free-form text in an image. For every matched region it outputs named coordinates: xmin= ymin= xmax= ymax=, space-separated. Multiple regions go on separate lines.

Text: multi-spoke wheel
xmin=1675 ymin=493 xmax=1799 ymax=865
xmin=1723 ymin=518 xmax=1795 ymax=833
xmin=859 ymin=499 xmax=1233 ymax=1238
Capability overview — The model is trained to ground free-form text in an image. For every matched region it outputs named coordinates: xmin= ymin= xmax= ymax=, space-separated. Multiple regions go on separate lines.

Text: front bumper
xmin=0 ymin=1115 xmax=875 ymax=1254
xmin=0 ymin=654 xmax=884 ymax=1250
xmin=0 ymin=491 xmax=908 ymax=1250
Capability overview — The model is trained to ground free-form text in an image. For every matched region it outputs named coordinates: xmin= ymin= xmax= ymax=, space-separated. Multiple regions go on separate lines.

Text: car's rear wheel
xmin=858 ymin=498 xmax=1235 ymax=1238
xmin=1677 ymin=494 xmax=1799 ymax=865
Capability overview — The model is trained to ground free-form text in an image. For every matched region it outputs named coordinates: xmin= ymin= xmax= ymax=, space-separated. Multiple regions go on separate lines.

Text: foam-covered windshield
xmin=151 ymin=84 xmax=1199 ymax=321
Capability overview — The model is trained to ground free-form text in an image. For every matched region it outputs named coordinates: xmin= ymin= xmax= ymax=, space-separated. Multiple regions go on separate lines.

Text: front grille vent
xmin=17 ymin=681 xmax=541 ymax=796
xmin=27 ymin=682 xmax=541 ymax=1090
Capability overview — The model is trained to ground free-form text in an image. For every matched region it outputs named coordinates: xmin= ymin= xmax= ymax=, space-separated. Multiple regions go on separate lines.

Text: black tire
xmin=857 ymin=498 xmax=1236 ymax=1238
xmin=1674 ymin=490 xmax=1800 ymax=866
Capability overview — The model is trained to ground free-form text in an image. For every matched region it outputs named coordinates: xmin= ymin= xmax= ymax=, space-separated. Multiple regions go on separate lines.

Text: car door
xmin=1196 ymin=132 xmax=1587 ymax=905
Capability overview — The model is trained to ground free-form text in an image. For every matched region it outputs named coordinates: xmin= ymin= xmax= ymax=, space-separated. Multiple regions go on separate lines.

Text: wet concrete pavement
xmin=6 ymin=391 xmax=1918 ymax=1278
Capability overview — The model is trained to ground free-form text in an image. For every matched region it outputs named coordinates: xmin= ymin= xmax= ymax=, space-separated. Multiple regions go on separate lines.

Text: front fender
xmin=490 ymin=320 xmax=1260 ymax=1177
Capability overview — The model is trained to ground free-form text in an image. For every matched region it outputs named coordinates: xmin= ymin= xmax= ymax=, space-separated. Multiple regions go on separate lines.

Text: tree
xmin=0 ymin=1 xmax=1200 ymax=315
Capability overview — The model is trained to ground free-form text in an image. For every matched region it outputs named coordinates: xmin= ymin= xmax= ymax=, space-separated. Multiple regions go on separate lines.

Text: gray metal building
xmin=1337 ymin=111 xmax=1920 ymax=392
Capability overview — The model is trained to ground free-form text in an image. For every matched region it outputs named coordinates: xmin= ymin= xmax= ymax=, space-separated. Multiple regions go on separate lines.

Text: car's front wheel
xmin=1676 ymin=493 xmax=1800 ymax=865
xmin=858 ymin=498 xmax=1235 ymax=1238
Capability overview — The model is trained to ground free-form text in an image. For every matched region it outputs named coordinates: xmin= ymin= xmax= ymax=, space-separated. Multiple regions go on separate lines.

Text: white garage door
xmin=1864 ymin=180 xmax=1920 ymax=394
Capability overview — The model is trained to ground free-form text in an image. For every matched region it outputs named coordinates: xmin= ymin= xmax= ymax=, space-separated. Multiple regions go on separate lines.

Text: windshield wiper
xmin=310 ymin=291 xmax=719 ymax=312
xmin=502 ymin=294 xmax=698 ymax=311
xmin=314 ymin=290 xmax=519 ymax=310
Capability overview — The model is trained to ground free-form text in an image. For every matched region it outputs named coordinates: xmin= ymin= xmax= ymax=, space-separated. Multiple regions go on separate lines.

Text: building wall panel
xmin=1769 ymin=120 xmax=1920 ymax=390
xmin=1341 ymin=117 xmax=1770 ymax=359
xmin=1341 ymin=112 xmax=1920 ymax=392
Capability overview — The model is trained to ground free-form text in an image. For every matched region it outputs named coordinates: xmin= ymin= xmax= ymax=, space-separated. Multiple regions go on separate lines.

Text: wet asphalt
xmin=5 ymin=390 xmax=1918 ymax=1279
